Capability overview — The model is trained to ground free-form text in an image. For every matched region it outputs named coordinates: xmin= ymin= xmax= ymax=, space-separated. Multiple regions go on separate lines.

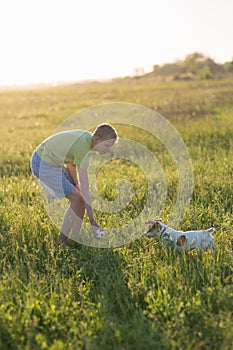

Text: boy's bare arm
xmin=78 ymin=168 xmax=99 ymax=228
xmin=66 ymin=163 xmax=80 ymax=189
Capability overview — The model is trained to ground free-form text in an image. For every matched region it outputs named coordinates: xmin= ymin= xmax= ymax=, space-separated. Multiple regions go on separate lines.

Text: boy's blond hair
xmin=92 ymin=123 xmax=118 ymax=141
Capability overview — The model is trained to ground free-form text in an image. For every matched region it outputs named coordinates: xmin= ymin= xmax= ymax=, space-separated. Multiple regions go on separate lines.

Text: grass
xmin=0 ymin=78 xmax=232 ymax=349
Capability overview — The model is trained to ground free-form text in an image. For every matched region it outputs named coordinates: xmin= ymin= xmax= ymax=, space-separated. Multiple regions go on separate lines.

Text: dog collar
xmin=159 ymin=226 xmax=167 ymax=238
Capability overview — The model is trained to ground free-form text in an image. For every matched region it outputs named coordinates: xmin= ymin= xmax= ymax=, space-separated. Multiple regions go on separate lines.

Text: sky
xmin=0 ymin=0 xmax=232 ymax=85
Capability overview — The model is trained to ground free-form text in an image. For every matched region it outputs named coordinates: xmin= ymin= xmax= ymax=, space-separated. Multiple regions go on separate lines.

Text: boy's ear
xmin=92 ymin=135 xmax=102 ymax=144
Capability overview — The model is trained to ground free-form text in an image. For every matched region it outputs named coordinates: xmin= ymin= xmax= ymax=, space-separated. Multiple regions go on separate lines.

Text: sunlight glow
xmin=0 ymin=0 xmax=232 ymax=86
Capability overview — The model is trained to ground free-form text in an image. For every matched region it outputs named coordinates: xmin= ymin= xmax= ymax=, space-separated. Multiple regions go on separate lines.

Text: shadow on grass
xmin=63 ymin=244 xmax=166 ymax=350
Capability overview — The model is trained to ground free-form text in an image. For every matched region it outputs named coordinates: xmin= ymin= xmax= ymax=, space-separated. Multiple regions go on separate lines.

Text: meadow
xmin=0 ymin=78 xmax=232 ymax=349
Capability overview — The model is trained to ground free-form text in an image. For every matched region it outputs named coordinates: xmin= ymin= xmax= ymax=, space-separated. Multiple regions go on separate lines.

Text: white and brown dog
xmin=145 ymin=219 xmax=215 ymax=250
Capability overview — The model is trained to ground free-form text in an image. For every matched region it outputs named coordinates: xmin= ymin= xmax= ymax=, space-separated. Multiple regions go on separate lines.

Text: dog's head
xmin=145 ymin=219 xmax=166 ymax=238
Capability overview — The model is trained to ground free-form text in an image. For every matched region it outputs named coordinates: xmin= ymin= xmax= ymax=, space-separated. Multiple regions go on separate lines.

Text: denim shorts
xmin=30 ymin=151 xmax=76 ymax=199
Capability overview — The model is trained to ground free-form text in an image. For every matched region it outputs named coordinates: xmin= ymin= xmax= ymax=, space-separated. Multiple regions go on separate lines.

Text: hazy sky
xmin=0 ymin=0 xmax=232 ymax=85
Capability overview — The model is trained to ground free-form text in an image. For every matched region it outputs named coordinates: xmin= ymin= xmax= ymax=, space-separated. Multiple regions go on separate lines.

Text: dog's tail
xmin=206 ymin=228 xmax=215 ymax=234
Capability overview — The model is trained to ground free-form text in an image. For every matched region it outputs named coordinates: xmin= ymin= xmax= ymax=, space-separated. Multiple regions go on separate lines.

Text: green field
xmin=0 ymin=78 xmax=232 ymax=349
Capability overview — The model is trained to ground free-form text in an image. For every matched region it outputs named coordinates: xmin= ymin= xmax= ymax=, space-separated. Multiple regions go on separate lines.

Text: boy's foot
xmin=58 ymin=232 xmax=67 ymax=247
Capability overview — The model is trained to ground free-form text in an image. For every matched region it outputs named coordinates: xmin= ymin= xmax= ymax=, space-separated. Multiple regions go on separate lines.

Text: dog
xmin=145 ymin=219 xmax=215 ymax=250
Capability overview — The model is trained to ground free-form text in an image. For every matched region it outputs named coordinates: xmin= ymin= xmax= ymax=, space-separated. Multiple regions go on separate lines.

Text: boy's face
xmin=92 ymin=138 xmax=116 ymax=155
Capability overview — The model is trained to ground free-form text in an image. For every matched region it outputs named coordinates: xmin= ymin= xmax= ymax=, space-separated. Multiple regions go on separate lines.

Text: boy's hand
xmin=91 ymin=219 xmax=100 ymax=230
xmin=90 ymin=220 xmax=103 ymax=238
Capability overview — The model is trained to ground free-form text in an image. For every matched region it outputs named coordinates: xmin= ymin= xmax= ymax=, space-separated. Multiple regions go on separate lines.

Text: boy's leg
xmin=58 ymin=189 xmax=85 ymax=245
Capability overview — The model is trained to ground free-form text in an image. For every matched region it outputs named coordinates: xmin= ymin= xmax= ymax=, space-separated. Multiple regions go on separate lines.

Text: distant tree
xmin=184 ymin=52 xmax=206 ymax=63
xmin=198 ymin=65 xmax=213 ymax=79
xmin=223 ymin=60 xmax=233 ymax=73
xmin=149 ymin=52 xmax=232 ymax=80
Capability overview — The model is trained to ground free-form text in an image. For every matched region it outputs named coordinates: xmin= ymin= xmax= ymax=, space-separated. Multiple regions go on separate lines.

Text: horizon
xmin=0 ymin=51 xmax=231 ymax=90
xmin=0 ymin=0 xmax=232 ymax=87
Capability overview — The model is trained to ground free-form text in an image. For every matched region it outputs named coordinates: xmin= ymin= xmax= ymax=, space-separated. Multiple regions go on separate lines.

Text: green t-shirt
xmin=36 ymin=130 xmax=92 ymax=170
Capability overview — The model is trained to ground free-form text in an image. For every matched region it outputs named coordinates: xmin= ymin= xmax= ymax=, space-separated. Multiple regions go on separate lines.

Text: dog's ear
xmin=145 ymin=220 xmax=155 ymax=225
xmin=176 ymin=235 xmax=188 ymax=246
xmin=145 ymin=223 xmax=156 ymax=233
xmin=154 ymin=221 xmax=162 ymax=231
xmin=156 ymin=218 xmax=162 ymax=222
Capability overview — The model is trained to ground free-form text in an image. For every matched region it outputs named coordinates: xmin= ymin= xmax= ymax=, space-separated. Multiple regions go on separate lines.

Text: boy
xmin=30 ymin=123 xmax=118 ymax=245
